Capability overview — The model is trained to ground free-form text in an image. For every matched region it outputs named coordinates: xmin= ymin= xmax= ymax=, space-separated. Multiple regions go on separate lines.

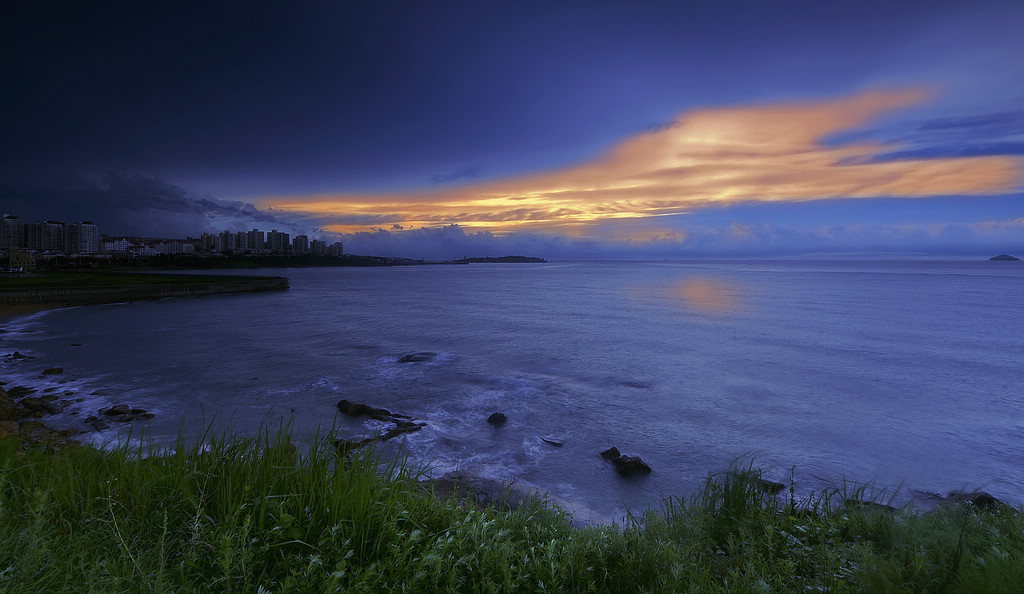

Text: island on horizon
xmin=989 ymin=254 xmax=1021 ymax=261
xmin=453 ymin=255 xmax=547 ymax=264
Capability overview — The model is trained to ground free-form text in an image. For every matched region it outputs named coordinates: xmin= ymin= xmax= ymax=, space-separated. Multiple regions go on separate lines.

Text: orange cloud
xmin=256 ymin=89 xmax=1019 ymax=235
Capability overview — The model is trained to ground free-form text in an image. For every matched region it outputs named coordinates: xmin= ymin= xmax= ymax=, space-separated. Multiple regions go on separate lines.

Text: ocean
xmin=3 ymin=260 xmax=1023 ymax=522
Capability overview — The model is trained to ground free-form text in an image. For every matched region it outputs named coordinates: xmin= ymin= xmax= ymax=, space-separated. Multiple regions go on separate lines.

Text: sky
xmin=2 ymin=0 xmax=1022 ymax=259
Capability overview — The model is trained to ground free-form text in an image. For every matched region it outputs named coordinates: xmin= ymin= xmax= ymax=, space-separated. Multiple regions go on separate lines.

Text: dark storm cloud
xmin=1 ymin=172 xmax=305 ymax=237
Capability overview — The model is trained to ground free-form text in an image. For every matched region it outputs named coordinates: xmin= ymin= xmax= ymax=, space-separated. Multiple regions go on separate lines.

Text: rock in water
xmin=336 ymin=399 xmax=398 ymax=421
xmin=487 ymin=412 xmax=507 ymax=426
xmin=600 ymin=447 xmax=652 ymax=475
xmin=42 ymin=367 xmax=64 ymax=375
xmin=19 ymin=397 xmax=48 ymax=412
xmin=757 ymin=478 xmax=787 ymax=494
xmin=381 ymin=423 xmax=425 ymax=441
xmin=398 ymin=352 xmax=438 ymax=363
xmin=101 ymin=404 xmax=131 ymax=416
xmin=611 ymin=455 xmax=652 ymax=476
xmin=947 ymin=490 xmax=1003 ymax=510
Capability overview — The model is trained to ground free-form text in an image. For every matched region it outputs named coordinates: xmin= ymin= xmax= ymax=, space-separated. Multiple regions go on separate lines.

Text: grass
xmin=1 ymin=430 xmax=1022 ymax=593
xmin=0 ymin=271 xmax=274 ymax=289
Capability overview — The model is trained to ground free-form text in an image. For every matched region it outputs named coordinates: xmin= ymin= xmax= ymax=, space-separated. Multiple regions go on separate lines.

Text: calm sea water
xmin=3 ymin=260 xmax=1023 ymax=521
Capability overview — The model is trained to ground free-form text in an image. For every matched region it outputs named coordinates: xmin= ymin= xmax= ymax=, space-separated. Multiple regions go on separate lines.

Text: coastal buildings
xmin=2 ymin=215 xmax=99 ymax=255
xmin=2 ymin=212 xmax=342 ymax=266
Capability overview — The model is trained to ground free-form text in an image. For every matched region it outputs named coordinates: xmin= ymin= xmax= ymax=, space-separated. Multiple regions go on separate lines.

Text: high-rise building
xmin=310 ymin=239 xmax=327 ymax=256
xmin=266 ymin=229 xmax=290 ymax=253
xmin=245 ymin=229 xmax=264 ymax=252
xmin=292 ymin=235 xmax=309 ymax=255
xmin=327 ymin=241 xmax=344 ymax=257
xmin=41 ymin=221 xmax=65 ymax=252
xmin=2 ymin=215 xmax=24 ymax=251
xmin=218 ymin=230 xmax=238 ymax=252
xmin=235 ymin=231 xmax=249 ymax=252
xmin=65 ymin=221 xmax=99 ymax=254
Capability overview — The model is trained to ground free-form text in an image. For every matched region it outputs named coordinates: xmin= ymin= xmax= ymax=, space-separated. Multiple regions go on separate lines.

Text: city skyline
xmin=2 ymin=212 xmax=344 ymax=258
xmin=3 ymin=1 xmax=1022 ymax=259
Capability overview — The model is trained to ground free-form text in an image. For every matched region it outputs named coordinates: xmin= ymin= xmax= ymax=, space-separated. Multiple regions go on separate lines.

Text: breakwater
xmin=0 ymin=274 xmax=289 ymax=306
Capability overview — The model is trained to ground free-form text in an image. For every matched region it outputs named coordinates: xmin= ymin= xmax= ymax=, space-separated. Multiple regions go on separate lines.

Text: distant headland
xmin=989 ymin=254 xmax=1020 ymax=261
xmin=451 ymin=256 xmax=547 ymax=264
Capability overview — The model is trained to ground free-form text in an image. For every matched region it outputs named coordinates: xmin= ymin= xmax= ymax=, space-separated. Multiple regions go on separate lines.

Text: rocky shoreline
xmin=1 ymin=335 xmax=1013 ymax=521
xmin=0 ymin=354 xmax=157 ymax=450
xmin=331 ymin=353 xmax=1014 ymax=519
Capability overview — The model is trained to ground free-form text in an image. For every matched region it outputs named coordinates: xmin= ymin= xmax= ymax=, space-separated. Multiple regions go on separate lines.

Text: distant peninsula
xmin=454 ymin=256 xmax=547 ymax=263
xmin=989 ymin=254 xmax=1020 ymax=261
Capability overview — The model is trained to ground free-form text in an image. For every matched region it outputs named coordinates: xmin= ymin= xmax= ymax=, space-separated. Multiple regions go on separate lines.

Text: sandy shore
xmin=0 ymin=303 xmax=68 ymax=324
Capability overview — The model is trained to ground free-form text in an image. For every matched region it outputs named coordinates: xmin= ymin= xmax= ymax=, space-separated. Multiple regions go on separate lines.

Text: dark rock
xmin=611 ymin=455 xmax=652 ymax=476
xmin=756 ymin=478 xmax=787 ymax=494
xmin=947 ymin=490 xmax=1003 ymax=510
xmin=0 ymin=390 xmax=14 ymax=422
xmin=91 ymin=419 xmax=110 ymax=431
xmin=335 ymin=438 xmax=356 ymax=453
xmin=100 ymin=404 xmax=131 ymax=416
xmin=486 ymin=412 xmax=507 ymax=426
xmin=7 ymin=386 xmax=35 ymax=398
xmin=83 ymin=415 xmax=98 ymax=423
xmin=424 ymin=471 xmax=542 ymax=512
xmin=398 ymin=352 xmax=438 ymax=363
xmin=600 ymin=447 xmax=621 ymax=460
xmin=336 ymin=399 xmax=397 ymax=421
xmin=381 ymin=423 xmax=425 ymax=441
xmin=18 ymin=421 xmax=77 ymax=445
xmin=10 ymin=352 xmax=29 ymax=360
xmin=142 ymin=413 xmax=155 ymax=420
xmin=541 ymin=438 xmax=563 ymax=447
xmin=43 ymin=402 xmax=63 ymax=415
xmin=42 ymin=367 xmax=64 ymax=375
xmin=71 ymin=344 xmax=82 ymax=347
xmin=19 ymin=397 xmax=48 ymax=412
xmin=112 ymin=414 xmax=134 ymax=423
xmin=335 ymin=437 xmax=374 ymax=454
xmin=129 ymin=408 xmax=148 ymax=415
xmin=40 ymin=394 xmax=59 ymax=402
xmin=844 ymin=500 xmax=898 ymax=513
xmin=0 ymin=421 xmax=19 ymax=438
xmin=335 ymin=400 xmax=426 ymax=448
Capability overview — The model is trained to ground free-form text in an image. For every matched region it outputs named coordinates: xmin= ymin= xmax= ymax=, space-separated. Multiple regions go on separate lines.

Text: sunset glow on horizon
xmin=258 ymin=89 xmax=1019 ymax=238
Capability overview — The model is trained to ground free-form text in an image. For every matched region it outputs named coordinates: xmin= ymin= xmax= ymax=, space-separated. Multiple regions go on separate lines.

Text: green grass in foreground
xmin=1 ymin=430 xmax=1022 ymax=593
